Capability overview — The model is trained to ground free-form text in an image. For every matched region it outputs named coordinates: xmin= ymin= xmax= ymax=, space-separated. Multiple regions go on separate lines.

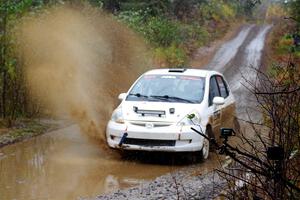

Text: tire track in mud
xmin=205 ymin=24 xmax=254 ymax=71
xmin=205 ymin=24 xmax=272 ymax=121
xmin=228 ymin=25 xmax=272 ymax=121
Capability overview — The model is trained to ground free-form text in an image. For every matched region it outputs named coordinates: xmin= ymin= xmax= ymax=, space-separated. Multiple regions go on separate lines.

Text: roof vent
xmin=168 ymin=68 xmax=187 ymax=73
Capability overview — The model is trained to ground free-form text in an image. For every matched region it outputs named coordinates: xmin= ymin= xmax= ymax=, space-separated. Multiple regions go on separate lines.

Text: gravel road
xmin=89 ymin=165 xmax=225 ymax=200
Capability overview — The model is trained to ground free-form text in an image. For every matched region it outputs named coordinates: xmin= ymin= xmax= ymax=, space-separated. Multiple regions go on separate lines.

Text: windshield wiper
xmin=150 ymin=95 xmax=195 ymax=103
xmin=128 ymin=93 xmax=149 ymax=98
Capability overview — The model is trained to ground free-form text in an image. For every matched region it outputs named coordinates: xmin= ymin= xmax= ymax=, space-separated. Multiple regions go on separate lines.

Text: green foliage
xmin=100 ymin=0 xmax=174 ymax=15
xmin=117 ymin=9 xmax=209 ymax=67
xmin=179 ymin=23 xmax=209 ymax=46
xmin=154 ymin=45 xmax=187 ymax=67
xmin=290 ymin=0 xmax=300 ymax=27
xmin=198 ymin=0 xmax=237 ymax=23
xmin=238 ymin=0 xmax=261 ymax=17
xmin=118 ymin=10 xmax=186 ymax=67
xmin=117 ymin=9 xmax=149 ymax=36
xmin=118 ymin=10 xmax=182 ymax=47
xmin=0 ymin=0 xmax=48 ymax=120
xmin=277 ymin=34 xmax=294 ymax=53
xmin=88 ymin=0 xmax=104 ymax=8
xmin=145 ymin=16 xmax=182 ymax=47
xmin=119 ymin=0 xmax=172 ymax=16
xmin=273 ymin=33 xmax=300 ymax=58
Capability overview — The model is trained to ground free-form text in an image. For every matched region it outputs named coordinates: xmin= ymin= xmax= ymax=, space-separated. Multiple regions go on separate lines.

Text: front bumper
xmin=106 ymin=120 xmax=205 ymax=152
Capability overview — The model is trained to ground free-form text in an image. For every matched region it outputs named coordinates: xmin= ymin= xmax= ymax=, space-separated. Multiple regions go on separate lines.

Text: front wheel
xmin=200 ymin=130 xmax=210 ymax=159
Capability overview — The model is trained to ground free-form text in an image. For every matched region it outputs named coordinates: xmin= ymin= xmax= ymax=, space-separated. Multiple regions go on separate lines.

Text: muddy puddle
xmin=0 ymin=125 xmax=186 ymax=200
xmin=0 ymin=124 xmax=222 ymax=200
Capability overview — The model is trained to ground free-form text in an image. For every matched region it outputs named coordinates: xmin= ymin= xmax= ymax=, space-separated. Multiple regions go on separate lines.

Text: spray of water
xmin=16 ymin=5 xmax=150 ymax=145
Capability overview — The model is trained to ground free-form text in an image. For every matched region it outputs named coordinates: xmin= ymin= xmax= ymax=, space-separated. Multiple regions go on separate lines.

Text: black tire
xmin=200 ymin=129 xmax=210 ymax=159
xmin=206 ymin=126 xmax=215 ymax=152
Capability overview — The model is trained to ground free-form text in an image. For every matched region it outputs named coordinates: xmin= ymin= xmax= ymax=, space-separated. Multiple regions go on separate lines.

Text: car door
xmin=215 ymin=75 xmax=236 ymax=130
xmin=208 ymin=75 xmax=222 ymax=139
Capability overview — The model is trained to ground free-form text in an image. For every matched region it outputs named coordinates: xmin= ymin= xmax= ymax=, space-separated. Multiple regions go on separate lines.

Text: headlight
xmin=177 ymin=112 xmax=200 ymax=126
xmin=111 ymin=107 xmax=124 ymax=124
xmin=177 ymin=117 xmax=194 ymax=126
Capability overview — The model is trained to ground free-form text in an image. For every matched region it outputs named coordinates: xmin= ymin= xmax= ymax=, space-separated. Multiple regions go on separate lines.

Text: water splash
xmin=16 ymin=5 xmax=150 ymax=144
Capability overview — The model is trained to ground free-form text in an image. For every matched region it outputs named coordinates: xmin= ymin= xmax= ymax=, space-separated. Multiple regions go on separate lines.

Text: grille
xmin=129 ymin=120 xmax=173 ymax=128
xmin=129 ymin=122 xmax=171 ymax=128
xmin=123 ymin=138 xmax=176 ymax=147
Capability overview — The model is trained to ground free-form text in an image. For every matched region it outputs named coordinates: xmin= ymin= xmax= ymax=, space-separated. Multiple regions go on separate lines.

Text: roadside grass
xmin=0 ymin=119 xmax=60 ymax=148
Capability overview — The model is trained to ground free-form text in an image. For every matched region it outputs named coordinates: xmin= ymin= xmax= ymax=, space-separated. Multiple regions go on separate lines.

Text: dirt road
xmin=95 ymin=23 xmax=272 ymax=199
xmin=206 ymin=24 xmax=272 ymax=121
xmin=0 ymin=23 xmax=271 ymax=200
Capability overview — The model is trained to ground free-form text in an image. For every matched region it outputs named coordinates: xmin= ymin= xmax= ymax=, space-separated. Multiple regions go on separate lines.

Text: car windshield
xmin=126 ymin=74 xmax=205 ymax=104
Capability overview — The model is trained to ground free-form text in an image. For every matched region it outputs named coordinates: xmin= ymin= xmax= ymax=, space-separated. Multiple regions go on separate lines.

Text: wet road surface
xmin=206 ymin=24 xmax=272 ymax=121
xmin=0 ymin=23 xmax=271 ymax=200
xmin=0 ymin=125 xmax=182 ymax=200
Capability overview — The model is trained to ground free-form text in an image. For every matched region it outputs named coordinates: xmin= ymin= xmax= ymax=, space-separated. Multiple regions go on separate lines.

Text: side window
xmin=209 ymin=76 xmax=220 ymax=106
xmin=216 ymin=76 xmax=229 ymax=98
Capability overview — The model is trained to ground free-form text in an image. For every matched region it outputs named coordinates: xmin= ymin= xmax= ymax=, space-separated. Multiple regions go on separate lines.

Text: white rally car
xmin=106 ymin=68 xmax=237 ymax=159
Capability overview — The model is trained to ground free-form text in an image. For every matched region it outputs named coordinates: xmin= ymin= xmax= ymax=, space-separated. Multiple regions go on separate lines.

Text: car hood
xmin=121 ymin=101 xmax=201 ymax=123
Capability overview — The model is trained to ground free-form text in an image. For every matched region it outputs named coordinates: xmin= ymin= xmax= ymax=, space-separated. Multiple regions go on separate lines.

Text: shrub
xmin=154 ymin=45 xmax=187 ymax=68
xmin=144 ymin=16 xmax=182 ymax=47
xmin=117 ymin=10 xmax=147 ymax=34
xmin=179 ymin=23 xmax=209 ymax=46
xmin=275 ymin=34 xmax=300 ymax=57
xmin=118 ymin=10 xmax=182 ymax=47
xmin=198 ymin=0 xmax=236 ymax=23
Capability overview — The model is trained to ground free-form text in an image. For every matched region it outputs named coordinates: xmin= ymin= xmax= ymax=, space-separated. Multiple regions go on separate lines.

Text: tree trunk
xmin=2 ymin=70 xmax=7 ymax=118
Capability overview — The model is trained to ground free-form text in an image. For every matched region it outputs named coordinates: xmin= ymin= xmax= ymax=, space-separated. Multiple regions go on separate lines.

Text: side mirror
xmin=118 ymin=93 xmax=126 ymax=100
xmin=213 ymin=96 xmax=225 ymax=105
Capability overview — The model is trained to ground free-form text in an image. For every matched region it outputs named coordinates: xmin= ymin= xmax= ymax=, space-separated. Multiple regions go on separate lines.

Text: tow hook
xmin=118 ymin=132 xmax=128 ymax=147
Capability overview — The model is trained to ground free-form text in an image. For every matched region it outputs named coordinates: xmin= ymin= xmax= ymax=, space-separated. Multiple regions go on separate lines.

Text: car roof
xmin=144 ymin=68 xmax=221 ymax=77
